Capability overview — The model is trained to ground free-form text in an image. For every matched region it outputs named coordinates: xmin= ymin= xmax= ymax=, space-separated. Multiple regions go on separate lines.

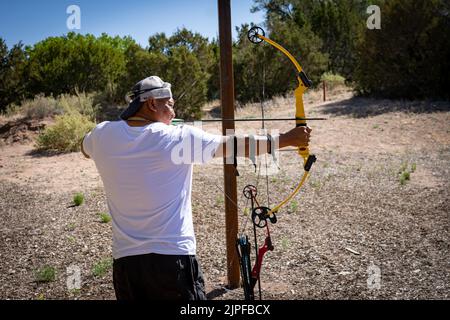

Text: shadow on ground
xmin=319 ymin=97 xmax=450 ymax=118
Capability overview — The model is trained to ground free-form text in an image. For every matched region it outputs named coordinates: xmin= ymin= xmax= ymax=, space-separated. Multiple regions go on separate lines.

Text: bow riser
xmin=294 ymin=84 xmax=310 ymax=164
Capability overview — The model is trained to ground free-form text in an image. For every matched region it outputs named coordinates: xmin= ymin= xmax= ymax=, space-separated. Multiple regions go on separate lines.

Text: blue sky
xmin=0 ymin=0 xmax=265 ymax=48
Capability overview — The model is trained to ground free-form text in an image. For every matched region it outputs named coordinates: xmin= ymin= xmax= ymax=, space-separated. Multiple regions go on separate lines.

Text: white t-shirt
xmin=83 ymin=121 xmax=222 ymax=259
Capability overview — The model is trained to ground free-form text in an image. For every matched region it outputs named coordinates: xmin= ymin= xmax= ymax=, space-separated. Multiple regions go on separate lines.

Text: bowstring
xmin=261 ymin=49 xmax=271 ymax=211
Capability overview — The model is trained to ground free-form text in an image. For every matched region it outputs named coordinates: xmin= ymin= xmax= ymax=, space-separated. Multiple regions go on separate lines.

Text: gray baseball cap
xmin=120 ymin=76 xmax=172 ymax=120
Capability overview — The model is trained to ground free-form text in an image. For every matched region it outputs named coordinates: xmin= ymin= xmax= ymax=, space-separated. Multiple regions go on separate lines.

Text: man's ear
xmin=146 ymin=99 xmax=156 ymax=112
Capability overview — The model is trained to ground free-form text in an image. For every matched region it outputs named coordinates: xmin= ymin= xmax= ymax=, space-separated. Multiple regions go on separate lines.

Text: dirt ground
xmin=0 ymin=90 xmax=449 ymax=300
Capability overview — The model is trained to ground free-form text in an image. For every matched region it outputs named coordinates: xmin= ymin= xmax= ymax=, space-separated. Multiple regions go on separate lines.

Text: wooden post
xmin=323 ymin=80 xmax=327 ymax=102
xmin=218 ymin=0 xmax=240 ymax=289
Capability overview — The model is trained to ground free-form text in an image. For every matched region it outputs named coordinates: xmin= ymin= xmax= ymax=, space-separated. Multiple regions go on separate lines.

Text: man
xmin=81 ymin=76 xmax=311 ymax=300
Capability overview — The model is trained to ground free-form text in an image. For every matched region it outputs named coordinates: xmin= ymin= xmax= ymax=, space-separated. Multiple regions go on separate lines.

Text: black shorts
xmin=113 ymin=253 xmax=207 ymax=301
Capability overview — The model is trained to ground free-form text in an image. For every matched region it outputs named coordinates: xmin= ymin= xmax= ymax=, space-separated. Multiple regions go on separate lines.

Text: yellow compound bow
xmin=247 ymin=26 xmax=317 ymax=215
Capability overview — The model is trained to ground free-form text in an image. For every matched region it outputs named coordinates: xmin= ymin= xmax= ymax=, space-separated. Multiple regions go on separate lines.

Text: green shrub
xmin=36 ymin=112 xmax=95 ymax=152
xmin=321 ymin=72 xmax=346 ymax=89
xmin=59 ymin=91 xmax=99 ymax=121
xmin=69 ymin=288 xmax=81 ymax=296
xmin=92 ymin=258 xmax=113 ymax=277
xmin=73 ymin=193 xmax=84 ymax=206
xmin=98 ymin=212 xmax=111 ymax=223
xmin=35 ymin=266 xmax=56 ymax=283
xmin=289 ymin=200 xmax=299 ymax=214
xmin=3 ymin=94 xmax=63 ymax=119
xmin=24 ymin=95 xmax=62 ymax=119
xmin=215 ymin=195 xmax=224 ymax=206
xmin=66 ymin=223 xmax=76 ymax=231
xmin=36 ymin=293 xmax=46 ymax=300
xmin=398 ymin=161 xmax=416 ymax=185
xmin=3 ymin=91 xmax=99 ymax=121
xmin=399 ymin=171 xmax=410 ymax=185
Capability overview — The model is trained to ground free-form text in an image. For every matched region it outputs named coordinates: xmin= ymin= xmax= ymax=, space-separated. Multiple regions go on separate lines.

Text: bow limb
xmin=250 ymin=27 xmax=316 ymax=214
xmin=256 ymin=34 xmax=304 ymax=74
xmin=256 ymin=32 xmax=310 ymax=161
xmin=270 ymin=169 xmax=309 ymax=214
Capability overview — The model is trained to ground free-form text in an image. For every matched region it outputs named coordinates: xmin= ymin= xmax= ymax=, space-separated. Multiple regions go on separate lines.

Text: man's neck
xmin=126 ymin=115 xmax=155 ymax=127
xmin=128 ymin=116 xmax=152 ymax=121
xmin=126 ymin=112 xmax=171 ymax=126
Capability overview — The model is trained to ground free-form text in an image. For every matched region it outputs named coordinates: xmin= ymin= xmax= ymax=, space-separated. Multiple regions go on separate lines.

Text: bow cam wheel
xmin=243 ymin=185 xmax=258 ymax=199
xmin=248 ymin=26 xmax=265 ymax=44
xmin=252 ymin=206 xmax=277 ymax=228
